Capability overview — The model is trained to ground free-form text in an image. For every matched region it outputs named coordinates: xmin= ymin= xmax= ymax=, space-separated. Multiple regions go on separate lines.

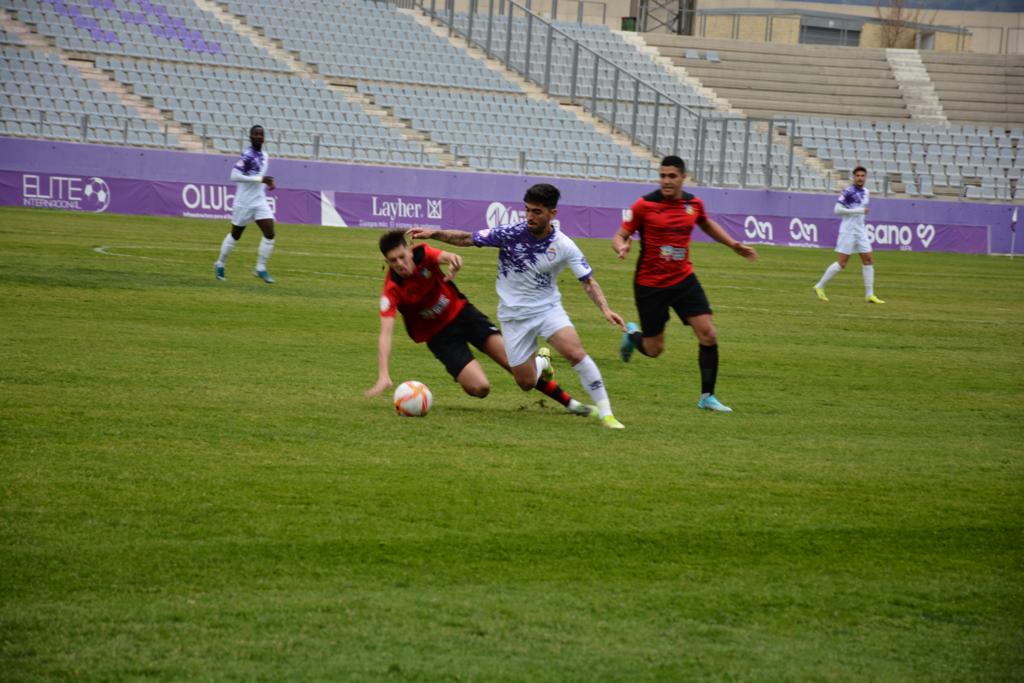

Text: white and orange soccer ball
xmin=393 ymin=380 xmax=432 ymax=417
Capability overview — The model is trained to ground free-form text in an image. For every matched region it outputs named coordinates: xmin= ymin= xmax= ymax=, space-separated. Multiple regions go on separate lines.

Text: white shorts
xmin=231 ymin=200 xmax=274 ymax=226
xmin=501 ymin=306 xmax=574 ymax=367
xmin=835 ymin=230 xmax=872 ymax=255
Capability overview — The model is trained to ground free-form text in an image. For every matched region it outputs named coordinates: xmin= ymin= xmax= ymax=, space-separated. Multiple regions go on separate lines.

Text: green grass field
xmin=1 ymin=206 xmax=1022 ymax=681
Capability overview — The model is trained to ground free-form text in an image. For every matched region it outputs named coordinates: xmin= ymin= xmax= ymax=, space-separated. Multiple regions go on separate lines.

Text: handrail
xmin=408 ymin=0 xmax=725 ymax=162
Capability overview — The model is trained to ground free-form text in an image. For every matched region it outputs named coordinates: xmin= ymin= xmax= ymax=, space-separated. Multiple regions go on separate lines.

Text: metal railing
xmin=403 ymin=0 xmax=798 ymax=188
xmin=7 ymin=111 xmax=178 ymax=148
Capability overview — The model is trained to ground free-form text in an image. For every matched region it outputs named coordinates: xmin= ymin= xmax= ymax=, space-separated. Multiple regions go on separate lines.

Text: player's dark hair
xmin=853 ymin=165 xmax=867 ymax=175
xmin=249 ymin=124 xmax=264 ymax=136
xmin=524 ymin=183 xmax=560 ymax=209
xmin=660 ymin=155 xmax=686 ymax=173
xmin=379 ymin=229 xmax=407 ymax=254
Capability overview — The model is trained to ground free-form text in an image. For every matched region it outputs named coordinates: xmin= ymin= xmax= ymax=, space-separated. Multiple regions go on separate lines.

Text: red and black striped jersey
xmin=621 ymin=190 xmax=706 ymax=288
xmin=379 ymin=244 xmax=466 ymax=343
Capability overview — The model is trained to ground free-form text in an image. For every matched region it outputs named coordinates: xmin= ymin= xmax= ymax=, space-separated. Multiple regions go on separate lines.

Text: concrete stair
xmin=885 ymin=48 xmax=947 ymax=126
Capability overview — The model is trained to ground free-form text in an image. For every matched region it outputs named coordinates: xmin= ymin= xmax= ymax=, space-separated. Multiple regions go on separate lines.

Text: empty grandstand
xmin=0 ymin=0 xmax=1021 ymax=201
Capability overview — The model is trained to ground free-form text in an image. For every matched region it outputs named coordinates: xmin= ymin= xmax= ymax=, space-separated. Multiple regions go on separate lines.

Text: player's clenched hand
xmin=365 ymin=377 xmax=393 ymax=397
xmin=262 ymin=176 xmax=275 ymax=190
xmin=733 ymin=242 xmax=758 ymax=262
xmin=407 ymin=228 xmax=435 ymax=241
xmin=444 ymin=253 xmax=462 ymax=281
xmin=613 ymin=240 xmax=630 ymax=260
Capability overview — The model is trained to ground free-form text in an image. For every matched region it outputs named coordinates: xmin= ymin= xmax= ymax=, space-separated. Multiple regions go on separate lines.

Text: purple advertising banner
xmin=325 ymin=190 xmax=625 ymax=238
xmin=0 ymin=170 xmax=319 ymax=225
xmin=0 ymin=138 xmax=1018 ymax=254
xmin=325 ymin=192 xmax=989 ymax=253
xmin=715 ymin=213 xmax=989 ymax=254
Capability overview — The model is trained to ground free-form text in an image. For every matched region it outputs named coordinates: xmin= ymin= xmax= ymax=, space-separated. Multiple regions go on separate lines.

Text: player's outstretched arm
xmin=407 ymin=228 xmax=474 ymax=247
xmin=834 ymin=202 xmax=867 ymax=216
xmin=581 ymin=277 xmax=626 ymax=330
xmin=697 ymin=216 xmax=758 ymax=262
xmin=365 ymin=315 xmax=396 ymax=397
xmin=611 ymin=229 xmax=632 ymax=260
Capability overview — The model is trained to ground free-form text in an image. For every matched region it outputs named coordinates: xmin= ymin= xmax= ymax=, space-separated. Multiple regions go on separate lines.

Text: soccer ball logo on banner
xmin=81 ymin=177 xmax=111 ymax=213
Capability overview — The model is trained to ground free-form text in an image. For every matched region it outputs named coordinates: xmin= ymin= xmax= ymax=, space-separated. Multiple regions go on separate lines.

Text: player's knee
xmin=700 ymin=332 xmax=717 ymax=346
xmin=515 ymin=377 xmax=535 ymax=391
xmin=464 ymin=382 xmax=490 ymax=398
xmin=563 ymin=349 xmax=587 ymax=366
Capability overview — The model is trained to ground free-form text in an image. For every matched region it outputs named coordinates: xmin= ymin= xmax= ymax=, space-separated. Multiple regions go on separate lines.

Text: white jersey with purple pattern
xmin=835 ymin=184 xmax=869 ymax=235
xmin=472 ymin=221 xmax=593 ymax=321
xmin=231 ymin=147 xmax=270 ymax=209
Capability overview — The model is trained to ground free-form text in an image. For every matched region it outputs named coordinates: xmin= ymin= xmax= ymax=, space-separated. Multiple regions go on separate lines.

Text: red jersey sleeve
xmin=692 ymin=197 xmax=707 ymax=223
xmin=420 ymin=244 xmax=443 ymax=268
xmin=621 ymin=198 xmax=645 ymax=236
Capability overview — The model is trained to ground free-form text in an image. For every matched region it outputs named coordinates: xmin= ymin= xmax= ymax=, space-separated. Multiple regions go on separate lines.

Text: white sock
xmin=533 ymin=355 xmax=546 ymax=382
xmin=257 ymin=237 xmax=275 ymax=270
xmin=815 ymin=262 xmax=843 ymax=289
xmin=863 ymin=265 xmax=874 ymax=297
xmin=572 ymin=355 xmax=611 ymax=418
xmin=216 ymin=233 xmax=237 ymax=266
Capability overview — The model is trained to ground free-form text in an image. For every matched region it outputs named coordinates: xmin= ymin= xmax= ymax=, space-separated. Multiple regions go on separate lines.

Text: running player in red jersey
xmin=611 ymin=156 xmax=758 ymax=412
xmin=365 ymin=230 xmax=597 ymax=418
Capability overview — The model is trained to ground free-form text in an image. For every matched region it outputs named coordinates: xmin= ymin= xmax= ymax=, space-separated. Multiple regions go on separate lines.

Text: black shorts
xmin=426 ymin=303 xmax=501 ymax=379
xmin=634 ymin=273 xmax=712 ymax=337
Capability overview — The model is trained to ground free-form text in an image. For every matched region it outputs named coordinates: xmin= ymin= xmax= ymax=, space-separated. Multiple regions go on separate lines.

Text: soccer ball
xmin=393 ymin=380 xmax=432 ymax=417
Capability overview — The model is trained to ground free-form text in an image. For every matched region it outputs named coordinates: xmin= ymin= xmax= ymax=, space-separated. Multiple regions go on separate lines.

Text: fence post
xmin=589 ymin=51 xmax=599 ymax=114
xmin=717 ymin=117 xmax=728 ymax=187
xmin=629 ymin=78 xmax=641 ymax=144
xmin=610 ymin=66 xmax=620 ymax=131
xmin=786 ymin=119 xmax=795 ymax=190
xmin=569 ymin=39 xmax=580 ymax=104
xmin=485 ymin=0 xmax=495 ymax=56
xmin=651 ymin=90 xmax=661 ymax=154
xmin=740 ymin=118 xmax=751 ymax=188
xmin=543 ymin=23 xmax=553 ymax=91
xmin=525 ymin=12 xmax=534 ymax=82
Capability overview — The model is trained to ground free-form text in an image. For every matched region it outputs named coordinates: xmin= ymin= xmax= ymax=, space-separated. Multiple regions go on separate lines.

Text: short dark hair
xmin=853 ymin=165 xmax=867 ymax=175
xmin=660 ymin=155 xmax=686 ymax=173
xmin=249 ymin=124 xmax=264 ymax=135
xmin=523 ymin=183 xmax=560 ymax=209
xmin=379 ymin=229 xmax=407 ymax=255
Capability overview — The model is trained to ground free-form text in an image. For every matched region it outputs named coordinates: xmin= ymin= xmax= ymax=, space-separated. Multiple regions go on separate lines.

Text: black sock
xmin=699 ymin=343 xmax=718 ymax=395
xmin=630 ymin=330 xmax=652 ymax=357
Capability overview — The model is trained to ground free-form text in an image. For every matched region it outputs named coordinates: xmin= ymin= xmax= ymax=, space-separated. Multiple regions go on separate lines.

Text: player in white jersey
xmin=813 ymin=166 xmax=885 ymax=304
xmin=410 ymin=183 xmax=628 ymax=429
xmin=214 ymin=125 xmax=278 ymax=283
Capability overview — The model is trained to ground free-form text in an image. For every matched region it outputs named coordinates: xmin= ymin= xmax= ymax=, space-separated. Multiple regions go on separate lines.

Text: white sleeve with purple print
xmin=232 ymin=148 xmax=268 ymax=208
xmin=471 ymin=224 xmax=516 ymax=248
xmin=559 ymin=233 xmax=593 ymax=281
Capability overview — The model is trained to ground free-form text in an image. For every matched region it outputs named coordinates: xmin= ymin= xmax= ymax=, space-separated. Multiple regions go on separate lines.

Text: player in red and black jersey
xmin=365 ymin=230 xmax=598 ymax=418
xmin=612 ymin=156 xmax=758 ymax=412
